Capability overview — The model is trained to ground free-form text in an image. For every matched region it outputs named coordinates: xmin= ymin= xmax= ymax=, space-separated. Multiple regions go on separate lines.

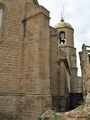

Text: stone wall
xmin=50 ymin=27 xmax=58 ymax=96
xmin=0 ymin=1 xmax=52 ymax=120
xmin=59 ymin=46 xmax=78 ymax=93
xmin=79 ymin=44 xmax=90 ymax=98
xmin=20 ymin=4 xmax=52 ymax=119
xmin=50 ymin=27 xmax=59 ymax=112
xmin=0 ymin=0 xmax=24 ymax=92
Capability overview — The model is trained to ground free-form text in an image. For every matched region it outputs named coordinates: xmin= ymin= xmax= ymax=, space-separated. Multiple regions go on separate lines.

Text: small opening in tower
xmin=0 ymin=9 xmax=3 ymax=27
xmin=88 ymin=54 xmax=90 ymax=63
xmin=59 ymin=31 xmax=66 ymax=44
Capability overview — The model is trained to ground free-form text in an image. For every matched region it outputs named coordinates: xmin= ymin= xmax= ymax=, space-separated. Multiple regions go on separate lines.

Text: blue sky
xmin=38 ymin=0 xmax=90 ymax=76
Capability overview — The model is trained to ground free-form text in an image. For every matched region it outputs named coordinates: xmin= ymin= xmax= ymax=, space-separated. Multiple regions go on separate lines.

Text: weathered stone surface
xmin=0 ymin=112 xmax=20 ymax=120
xmin=79 ymin=44 xmax=90 ymax=97
xmin=0 ymin=0 xmax=79 ymax=119
xmin=0 ymin=0 xmax=51 ymax=120
xmin=40 ymin=106 xmax=89 ymax=120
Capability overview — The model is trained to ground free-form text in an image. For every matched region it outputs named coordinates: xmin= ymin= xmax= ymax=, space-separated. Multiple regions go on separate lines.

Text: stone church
xmin=0 ymin=0 xmax=78 ymax=119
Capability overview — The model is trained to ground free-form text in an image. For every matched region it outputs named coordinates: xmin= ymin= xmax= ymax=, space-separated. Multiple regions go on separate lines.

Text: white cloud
xmin=87 ymin=30 xmax=90 ymax=39
xmin=66 ymin=0 xmax=76 ymax=14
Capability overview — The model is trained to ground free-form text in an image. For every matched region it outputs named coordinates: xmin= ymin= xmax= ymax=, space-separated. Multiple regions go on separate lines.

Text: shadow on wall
xmin=69 ymin=93 xmax=83 ymax=110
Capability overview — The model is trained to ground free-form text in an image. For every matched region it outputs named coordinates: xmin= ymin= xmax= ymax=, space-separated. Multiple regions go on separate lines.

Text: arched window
xmin=0 ymin=9 xmax=3 ymax=27
xmin=59 ymin=31 xmax=66 ymax=44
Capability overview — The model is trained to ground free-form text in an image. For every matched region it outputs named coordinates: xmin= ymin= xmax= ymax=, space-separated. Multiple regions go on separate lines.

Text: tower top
xmin=61 ymin=11 xmax=64 ymax=22
xmin=54 ymin=8 xmax=73 ymax=29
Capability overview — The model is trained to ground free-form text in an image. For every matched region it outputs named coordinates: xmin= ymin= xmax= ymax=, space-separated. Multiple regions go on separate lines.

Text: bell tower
xmin=54 ymin=17 xmax=78 ymax=94
xmin=55 ymin=17 xmax=74 ymax=47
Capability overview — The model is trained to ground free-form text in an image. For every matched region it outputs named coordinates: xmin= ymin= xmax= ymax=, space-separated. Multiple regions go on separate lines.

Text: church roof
xmin=54 ymin=19 xmax=73 ymax=29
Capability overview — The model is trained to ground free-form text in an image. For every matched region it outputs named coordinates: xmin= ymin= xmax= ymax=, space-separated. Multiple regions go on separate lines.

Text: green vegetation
xmin=78 ymin=101 xmax=85 ymax=106
xmin=38 ymin=117 xmax=49 ymax=120
xmin=87 ymin=114 xmax=90 ymax=120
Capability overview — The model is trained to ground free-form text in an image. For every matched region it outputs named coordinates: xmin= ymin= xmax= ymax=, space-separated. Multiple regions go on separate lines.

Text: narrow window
xmin=59 ymin=32 xmax=66 ymax=44
xmin=0 ymin=9 xmax=3 ymax=27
